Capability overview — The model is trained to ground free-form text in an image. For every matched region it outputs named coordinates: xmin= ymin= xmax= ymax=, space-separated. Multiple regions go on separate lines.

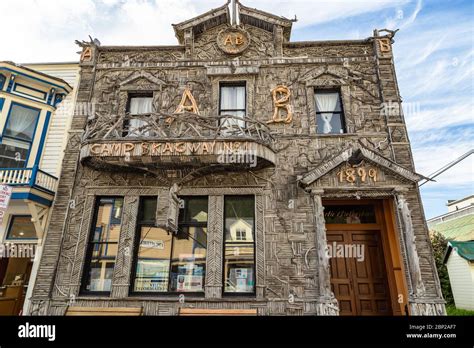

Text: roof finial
xmin=230 ymin=0 xmax=239 ymax=26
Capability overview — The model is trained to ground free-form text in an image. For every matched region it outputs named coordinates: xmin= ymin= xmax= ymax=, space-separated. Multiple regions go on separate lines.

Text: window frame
xmin=80 ymin=196 xmax=124 ymax=296
xmin=5 ymin=215 xmax=37 ymax=241
xmin=130 ymin=196 xmax=208 ymax=297
xmin=222 ymin=195 xmax=256 ymax=297
xmin=218 ymin=82 xmax=247 ymax=129
xmin=314 ymin=88 xmax=347 ymax=135
xmin=0 ymin=102 xmax=41 ymax=168
xmin=123 ymin=92 xmax=154 ymax=137
xmin=130 ymin=196 xmax=172 ymax=296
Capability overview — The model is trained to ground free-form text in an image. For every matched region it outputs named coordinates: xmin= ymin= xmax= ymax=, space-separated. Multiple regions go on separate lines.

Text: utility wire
xmin=419 ymin=149 xmax=473 ymax=187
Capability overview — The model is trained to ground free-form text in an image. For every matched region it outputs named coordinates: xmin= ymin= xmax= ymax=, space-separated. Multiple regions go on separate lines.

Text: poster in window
xmin=176 ymin=275 xmax=203 ymax=291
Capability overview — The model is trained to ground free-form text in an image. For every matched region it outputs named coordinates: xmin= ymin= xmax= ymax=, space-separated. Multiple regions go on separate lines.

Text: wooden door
xmin=327 ymin=230 xmax=392 ymax=316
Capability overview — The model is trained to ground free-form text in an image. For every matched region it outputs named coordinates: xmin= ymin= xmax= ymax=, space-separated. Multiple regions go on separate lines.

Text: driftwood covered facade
xmin=29 ymin=1 xmax=445 ymax=316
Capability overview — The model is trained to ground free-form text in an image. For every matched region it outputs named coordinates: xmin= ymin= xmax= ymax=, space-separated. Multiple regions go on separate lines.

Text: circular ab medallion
xmin=217 ymin=27 xmax=250 ymax=55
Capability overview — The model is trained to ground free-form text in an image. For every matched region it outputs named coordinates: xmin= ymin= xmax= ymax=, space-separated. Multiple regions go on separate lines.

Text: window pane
xmin=225 ymin=196 xmax=254 ymax=242
xmin=134 ymin=227 xmax=172 ymax=292
xmin=224 ymin=196 xmax=255 ymax=294
xmin=86 ymin=261 xmax=115 ymax=292
xmin=180 ymin=197 xmax=208 ymax=223
xmin=324 ymin=205 xmax=376 ymax=224
xmin=0 ymin=138 xmax=29 ymax=168
xmin=83 ymin=197 xmax=123 ymax=293
xmin=92 ymin=198 xmax=123 ymax=242
xmin=170 ymin=226 xmax=207 ymax=292
xmin=224 ymin=245 xmax=255 ymax=293
xmin=220 ymin=86 xmax=246 ymax=110
xmin=129 ymin=97 xmax=153 ymax=114
xmin=138 ymin=197 xmax=157 ymax=224
xmin=220 ymin=110 xmax=246 ymax=133
xmin=4 ymin=104 xmax=40 ymax=141
xmin=91 ymin=243 xmax=118 ymax=259
xmin=316 ymin=113 xmax=344 ymax=134
xmin=315 ymin=91 xmax=341 ymax=112
xmin=7 ymin=216 xmax=37 ymax=239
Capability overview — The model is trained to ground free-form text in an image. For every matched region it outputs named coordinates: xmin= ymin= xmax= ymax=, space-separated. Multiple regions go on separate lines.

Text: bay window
xmin=81 ymin=197 xmax=123 ymax=294
xmin=315 ymin=90 xmax=346 ymax=134
xmin=0 ymin=103 xmax=40 ymax=168
xmin=223 ymin=196 xmax=255 ymax=294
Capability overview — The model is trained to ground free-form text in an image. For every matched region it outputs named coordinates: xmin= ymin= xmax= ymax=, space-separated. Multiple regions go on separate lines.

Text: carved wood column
xmin=111 ymin=195 xmax=140 ymax=298
xmin=394 ymin=189 xmax=445 ymax=315
xmin=205 ymin=195 xmax=224 ymax=298
xmin=310 ymin=189 xmax=339 ymax=315
xmin=394 ymin=190 xmax=425 ymax=296
xmin=255 ymin=194 xmax=265 ymax=299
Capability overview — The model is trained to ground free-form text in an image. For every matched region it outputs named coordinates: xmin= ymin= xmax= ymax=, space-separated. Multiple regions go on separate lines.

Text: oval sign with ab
xmin=217 ymin=27 xmax=250 ymax=55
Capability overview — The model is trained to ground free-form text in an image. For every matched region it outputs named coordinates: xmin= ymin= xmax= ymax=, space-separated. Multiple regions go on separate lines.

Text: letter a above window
xmin=168 ymin=88 xmax=200 ymax=124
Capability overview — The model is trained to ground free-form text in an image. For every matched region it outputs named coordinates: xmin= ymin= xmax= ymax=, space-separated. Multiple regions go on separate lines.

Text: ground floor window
xmin=81 ymin=197 xmax=123 ymax=294
xmin=223 ymin=196 xmax=255 ymax=294
xmin=131 ymin=196 xmax=208 ymax=294
xmin=6 ymin=215 xmax=37 ymax=240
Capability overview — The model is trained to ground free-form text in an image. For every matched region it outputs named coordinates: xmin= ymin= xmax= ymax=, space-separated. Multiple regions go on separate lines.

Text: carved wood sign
xmin=337 ymin=166 xmax=378 ymax=184
xmin=80 ymin=139 xmax=277 ymax=168
xmin=267 ymin=85 xmax=293 ymax=124
xmin=217 ymin=27 xmax=250 ymax=54
xmin=85 ymin=140 xmax=254 ymax=158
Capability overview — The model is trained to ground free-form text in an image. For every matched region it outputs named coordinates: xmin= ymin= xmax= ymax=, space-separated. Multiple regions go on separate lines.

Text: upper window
xmin=219 ymin=83 xmax=246 ymax=134
xmin=125 ymin=94 xmax=153 ymax=137
xmin=131 ymin=196 xmax=208 ymax=294
xmin=223 ymin=196 xmax=255 ymax=294
xmin=315 ymin=90 xmax=345 ymax=134
xmin=0 ymin=103 xmax=40 ymax=168
xmin=6 ymin=215 xmax=37 ymax=240
xmin=81 ymin=197 xmax=123 ymax=294
xmin=0 ymin=74 xmax=6 ymax=90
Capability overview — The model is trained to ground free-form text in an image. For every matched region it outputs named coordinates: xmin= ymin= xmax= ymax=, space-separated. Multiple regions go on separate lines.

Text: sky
xmin=0 ymin=0 xmax=472 ymax=218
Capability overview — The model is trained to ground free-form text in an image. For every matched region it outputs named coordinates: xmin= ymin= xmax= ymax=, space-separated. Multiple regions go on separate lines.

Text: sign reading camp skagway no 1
xmin=87 ymin=140 xmax=252 ymax=157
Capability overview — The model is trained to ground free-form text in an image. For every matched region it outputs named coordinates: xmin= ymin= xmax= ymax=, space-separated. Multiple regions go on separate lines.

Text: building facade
xmin=0 ymin=61 xmax=78 ymax=315
xmin=29 ymin=1 xmax=445 ymax=316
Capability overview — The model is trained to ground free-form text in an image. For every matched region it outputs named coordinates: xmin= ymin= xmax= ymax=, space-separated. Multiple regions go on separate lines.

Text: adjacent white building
xmin=0 ymin=61 xmax=79 ymax=315
xmin=443 ymin=241 xmax=474 ymax=311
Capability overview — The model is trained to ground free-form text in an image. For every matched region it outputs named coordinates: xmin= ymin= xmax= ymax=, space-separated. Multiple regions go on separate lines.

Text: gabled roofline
xmin=299 ymin=143 xmax=428 ymax=186
xmin=172 ymin=1 xmax=294 ymax=44
xmin=238 ymin=1 xmax=292 ymax=40
xmin=173 ymin=1 xmax=230 ymax=44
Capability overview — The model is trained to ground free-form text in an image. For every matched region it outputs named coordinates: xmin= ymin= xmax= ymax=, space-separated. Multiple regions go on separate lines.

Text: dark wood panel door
xmin=327 ymin=230 xmax=392 ymax=316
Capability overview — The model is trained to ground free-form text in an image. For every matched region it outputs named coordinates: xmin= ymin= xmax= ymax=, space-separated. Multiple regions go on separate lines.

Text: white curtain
xmin=220 ymin=87 xmax=246 ymax=134
xmin=128 ymin=97 xmax=152 ymax=137
xmin=130 ymin=97 xmax=153 ymax=114
xmin=315 ymin=93 xmax=338 ymax=134
xmin=5 ymin=104 xmax=39 ymax=141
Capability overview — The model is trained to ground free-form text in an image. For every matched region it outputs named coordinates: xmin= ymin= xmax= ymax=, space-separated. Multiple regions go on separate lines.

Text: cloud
xmin=0 ymin=0 xmax=411 ymax=62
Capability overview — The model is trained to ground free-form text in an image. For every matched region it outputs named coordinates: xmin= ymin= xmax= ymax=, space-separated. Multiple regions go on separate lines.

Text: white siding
xmin=25 ymin=65 xmax=79 ymax=177
xmin=446 ymin=251 xmax=474 ymax=310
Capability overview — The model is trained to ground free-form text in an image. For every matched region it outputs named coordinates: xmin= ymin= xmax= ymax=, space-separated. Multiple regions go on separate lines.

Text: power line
xmin=419 ymin=149 xmax=474 ymax=187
